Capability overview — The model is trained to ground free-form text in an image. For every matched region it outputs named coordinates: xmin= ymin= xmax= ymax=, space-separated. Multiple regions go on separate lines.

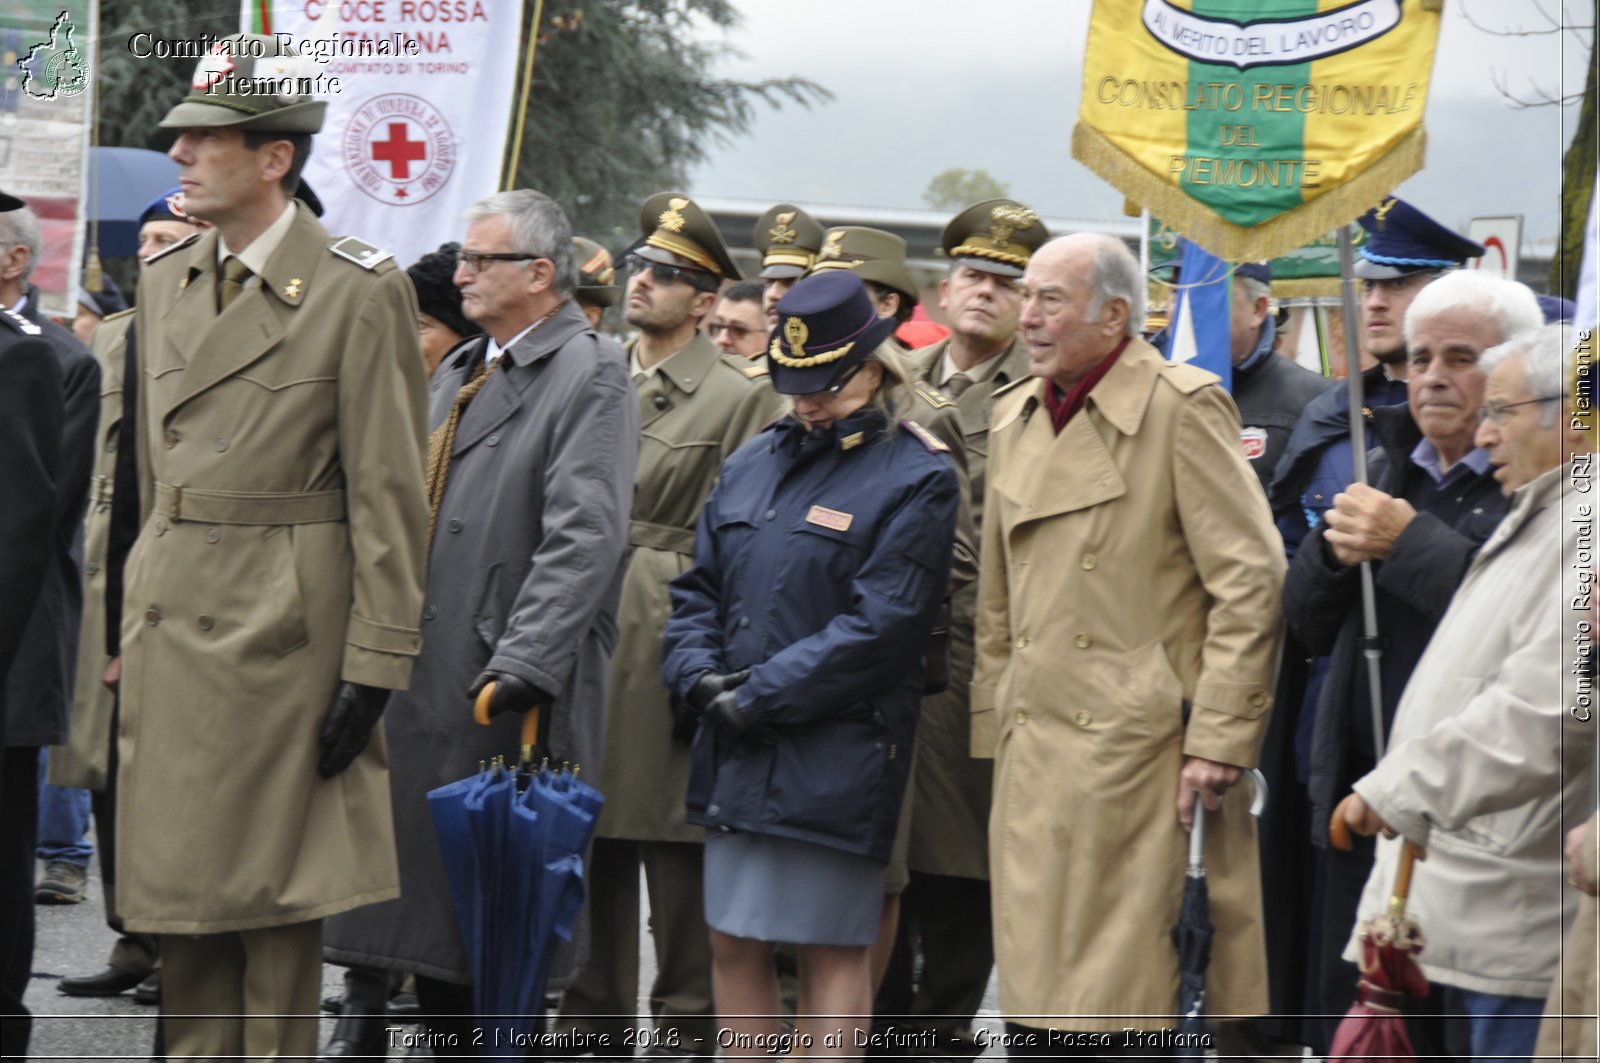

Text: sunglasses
xmin=624 ymin=253 xmax=713 ymax=289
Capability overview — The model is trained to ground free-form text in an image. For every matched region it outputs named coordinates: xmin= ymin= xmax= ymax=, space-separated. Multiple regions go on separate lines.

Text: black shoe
xmin=58 ymin=966 xmax=147 ymax=997
xmin=133 ymin=970 xmax=161 ymax=1006
xmin=387 ymin=990 xmax=420 ymax=1018
xmin=319 ymin=1003 xmax=390 ymax=1060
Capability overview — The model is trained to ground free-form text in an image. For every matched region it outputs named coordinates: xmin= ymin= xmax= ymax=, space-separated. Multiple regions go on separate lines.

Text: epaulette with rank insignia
xmin=910 ymin=379 xmax=953 ymax=409
xmin=724 ymin=355 xmax=768 ymax=379
xmin=899 ymin=418 xmax=949 ymax=453
xmin=144 ymin=231 xmax=202 ymax=265
xmin=329 ymin=237 xmax=395 ymax=270
xmin=0 ymin=306 xmax=41 ymax=336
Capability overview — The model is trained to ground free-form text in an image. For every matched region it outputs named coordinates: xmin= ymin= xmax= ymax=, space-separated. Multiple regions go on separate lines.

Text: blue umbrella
xmin=427 ymin=696 xmax=603 ymax=1059
xmin=86 ymin=147 xmax=180 ymax=257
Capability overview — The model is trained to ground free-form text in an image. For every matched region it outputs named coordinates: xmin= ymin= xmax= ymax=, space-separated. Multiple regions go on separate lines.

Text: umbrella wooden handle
xmin=472 ymin=681 xmax=541 ymax=748
xmin=1329 ymin=810 xmax=1353 ymax=851
xmin=1392 ymin=840 xmax=1423 ymax=904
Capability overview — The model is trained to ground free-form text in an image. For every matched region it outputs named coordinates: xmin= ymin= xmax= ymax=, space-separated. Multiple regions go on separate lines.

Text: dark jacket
xmin=663 ymin=406 xmax=959 ymax=862
xmin=1231 ymin=319 xmax=1335 ymax=494
xmin=1268 ymin=364 xmax=1409 ymax=550
xmin=1283 ymin=405 xmax=1508 ymax=844
xmin=0 ymin=310 xmax=63 ymax=724
xmin=4 ymin=295 xmax=99 ymax=746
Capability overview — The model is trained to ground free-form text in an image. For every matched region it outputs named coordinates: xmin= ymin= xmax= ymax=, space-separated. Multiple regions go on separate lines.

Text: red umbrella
xmin=1327 ymin=817 xmax=1428 ymax=1063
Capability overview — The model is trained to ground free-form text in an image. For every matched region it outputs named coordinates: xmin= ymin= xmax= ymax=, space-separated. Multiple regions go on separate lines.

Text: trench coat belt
xmin=153 ymin=481 xmax=347 ymax=525
xmin=629 ymin=519 xmax=697 ymax=556
xmin=90 ymin=474 xmax=114 ymax=505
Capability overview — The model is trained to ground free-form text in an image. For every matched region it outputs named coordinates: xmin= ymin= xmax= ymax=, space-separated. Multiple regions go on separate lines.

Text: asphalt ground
xmin=24 ymin=851 xmax=1004 ymax=1061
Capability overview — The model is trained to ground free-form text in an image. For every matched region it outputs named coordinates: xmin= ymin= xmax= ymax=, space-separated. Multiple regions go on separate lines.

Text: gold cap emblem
xmin=818 ymin=231 xmax=845 ymax=262
xmin=783 ymin=316 xmax=810 ymax=360
xmin=989 ymin=204 xmax=1039 ymax=246
xmin=769 ymin=211 xmax=798 ymax=246
xmin=658 ymin=197 xmax=689 ymax=234
xmin=1373 ymin=198 xmax=1397 ymax=231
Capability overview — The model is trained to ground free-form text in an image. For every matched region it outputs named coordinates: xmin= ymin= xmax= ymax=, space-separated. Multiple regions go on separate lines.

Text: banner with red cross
xmin=246 ymin=0 xmax=523 ymax=268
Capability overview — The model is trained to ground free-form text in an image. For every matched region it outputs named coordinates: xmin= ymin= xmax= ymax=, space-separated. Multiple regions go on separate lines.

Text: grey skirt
xmin=703 ymin=830 xmax=886 ymax=947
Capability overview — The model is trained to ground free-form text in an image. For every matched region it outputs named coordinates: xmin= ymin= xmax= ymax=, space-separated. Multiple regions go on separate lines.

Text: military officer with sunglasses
xmin=555 ymin=192 xmax=785 ymax=1057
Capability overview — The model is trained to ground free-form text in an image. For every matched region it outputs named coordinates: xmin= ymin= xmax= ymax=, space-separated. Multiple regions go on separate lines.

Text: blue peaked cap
xmin=1354 ymin=196 xmax=1484 ymax=279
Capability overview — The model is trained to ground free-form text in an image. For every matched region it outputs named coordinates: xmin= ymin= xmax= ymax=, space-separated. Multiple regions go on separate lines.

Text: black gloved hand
xmin=318 ymin=681 xmax=391 ymax=779
xmin=668 ymin=693 xmax=699 ymax=745
xmin=469 ymin=672 xmax=552 ymax=718
xmin=687 ymin=669 xmax=751 ymax=713
xmin=703 ymin=688 xmax=779 ymax=747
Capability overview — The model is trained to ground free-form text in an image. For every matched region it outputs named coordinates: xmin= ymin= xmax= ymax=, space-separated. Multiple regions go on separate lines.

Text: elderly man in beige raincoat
xmin=116 ymin=36 xmax=429 ymax=1060
xmin=973 ymin=233 xmax=1283 ymax=1052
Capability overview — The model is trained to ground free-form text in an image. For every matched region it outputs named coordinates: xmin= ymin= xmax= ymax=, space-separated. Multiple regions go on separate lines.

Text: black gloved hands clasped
xmin=318 ymin=681 xmax=391 ymax=779
xmin=687 ymin=669 xmax=777 ymax=746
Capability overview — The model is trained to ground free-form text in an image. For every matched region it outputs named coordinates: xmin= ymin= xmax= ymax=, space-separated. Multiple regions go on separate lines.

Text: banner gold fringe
xmin=1073 ymin=124 xmax=1427 ymax=262
xmin=1273 ymin=278 xmax=1343 ymax=298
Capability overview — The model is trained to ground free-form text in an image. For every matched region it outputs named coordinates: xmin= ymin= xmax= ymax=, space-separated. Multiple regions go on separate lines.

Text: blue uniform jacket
xmin=662 ymin=406 xmax=960 ymax=862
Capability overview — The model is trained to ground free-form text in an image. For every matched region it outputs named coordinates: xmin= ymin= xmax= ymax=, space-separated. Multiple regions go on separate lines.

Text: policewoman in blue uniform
xmin=662 ymin=272 xmax=960 ymax=1057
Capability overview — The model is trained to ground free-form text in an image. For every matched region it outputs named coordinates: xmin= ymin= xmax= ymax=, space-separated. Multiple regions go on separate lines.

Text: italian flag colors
xmin=1074 ymin=0 xmax=1443 ymax=260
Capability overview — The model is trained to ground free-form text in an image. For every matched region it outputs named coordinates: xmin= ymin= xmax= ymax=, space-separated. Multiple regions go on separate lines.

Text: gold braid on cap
xmin=768 ymin=314 xmax=865 ymax=368
xmin=645 ymin=232 xmax=722 ymax=276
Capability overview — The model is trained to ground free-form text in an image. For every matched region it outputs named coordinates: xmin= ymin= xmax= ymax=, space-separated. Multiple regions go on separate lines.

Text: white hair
xmin=0 ymin=207 xmax=42 ymax=284
xmin=463 ymin=190 xmax=577 ymax=298
xmin=1480 ymin=322 xmax=1578 ymax=429
xmin=1402 ymin=270 xmax=1542 ymax=349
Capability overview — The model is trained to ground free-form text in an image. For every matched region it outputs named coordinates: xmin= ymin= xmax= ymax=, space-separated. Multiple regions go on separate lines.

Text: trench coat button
xmin=1014 ymin=634 xmax=1029 ymax=650
xmin=1080 ymin=552 xmax=1097 ymax=570
xmin=163 ymin=429 xmax=180 ymax=448
xmin=422 ymin=605 xmax=437 ymax=621
xmin=1250 ymin=692 xmax=1269 ymax=708
xmin=204 ymin=527 xmax=221 ymax=544
xmin=214 ymin=437 xmax=228 ymax=452
xmin=764 ymin=509 xmax=776 ymax=520
xmin=1074 ymin=632 xmax=1092 ymax=649
xmin=447 ymin=518 xmax=464 ymax=533
xmin=707 ymin=804 xmax=720 ymax=816
xmin=739 ymin=616 xmax=751 ymax=628
xmin=1074 ymin=709 xmax=1093 ymax=727
xmin=486 ymin=433 xmax=500 ymax=447
xmin=145 ymin=607 xmax=160 ymax=626
xmin=653 ymin=395 xmax=669 ymax=410
xmin=197 ymin=614 xmax=215 ymax=631
xmin=1014 ymin=709 xmax=1029 ymax=725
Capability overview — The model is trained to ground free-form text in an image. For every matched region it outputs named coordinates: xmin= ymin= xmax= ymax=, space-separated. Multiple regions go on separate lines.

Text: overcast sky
xmin=687 ymin=1 xmax=1589 ymax=246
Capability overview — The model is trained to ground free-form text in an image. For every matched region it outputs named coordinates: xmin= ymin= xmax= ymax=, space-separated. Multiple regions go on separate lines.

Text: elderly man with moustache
xmin=1334 ymin=323 xmax=1597 ymax=1063
xmin=1285 ymin=269 xmax=1542 ymax=1050
xmin=975 ymin=233 xmax=1283 ymax=1058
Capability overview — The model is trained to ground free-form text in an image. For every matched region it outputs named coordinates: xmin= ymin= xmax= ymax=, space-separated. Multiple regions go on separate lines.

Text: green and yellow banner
xmin=1075 ymin=0 xmax=1442 ymax=261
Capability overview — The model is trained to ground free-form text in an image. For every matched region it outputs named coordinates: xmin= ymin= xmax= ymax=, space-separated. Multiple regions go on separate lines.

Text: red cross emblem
xmin=371 ymin=122 xmax=427 ymax=180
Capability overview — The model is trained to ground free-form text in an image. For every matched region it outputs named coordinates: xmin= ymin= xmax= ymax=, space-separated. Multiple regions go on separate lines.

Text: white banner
xmin=246 ymin=0 xmax=524 ymax=269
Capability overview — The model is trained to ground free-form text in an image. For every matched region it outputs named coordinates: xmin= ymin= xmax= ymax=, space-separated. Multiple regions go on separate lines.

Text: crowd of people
xmin=0 ymin=30 xmax=1595 ymax=1063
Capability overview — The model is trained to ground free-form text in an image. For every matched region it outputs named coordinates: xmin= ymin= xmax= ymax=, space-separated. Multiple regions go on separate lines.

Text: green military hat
xmin=637 ymin=192 xmax=742 ymax=280
xmin=753 ymin=204 xmax=825 ymax=280
xmin=941 ymin=198 xmax=1049 ymax=278
xmin=159 ymin=34 xmax=327 ymax=134
xmin=572 ymin=236 xmax=621 ymax=308
xmin=808 ymin=226 xmax=919 ymax=307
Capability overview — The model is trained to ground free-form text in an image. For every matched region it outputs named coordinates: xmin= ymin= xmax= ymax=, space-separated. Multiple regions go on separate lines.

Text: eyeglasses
xmin=795 ymin=362 xmax=866 ymax=402
xmin=707 ymin=322 xmax=758 ymax=339
xmin=624 ymin=253 xmax=710 ymax=288
xmin=456 ymin=250 xmax=538 ymax=274
xmin=1478 ymin=396 xmax=1562 ymax=425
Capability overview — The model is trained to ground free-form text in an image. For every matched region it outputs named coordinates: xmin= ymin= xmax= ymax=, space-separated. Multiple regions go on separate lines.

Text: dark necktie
xmin=217 ymin=257 xmax=252 ymax=312
xmin=943 ymin=371 xmax=974 ymax=399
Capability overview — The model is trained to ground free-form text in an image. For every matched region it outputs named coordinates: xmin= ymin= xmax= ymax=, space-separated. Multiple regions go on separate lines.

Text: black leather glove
xmin=703 ymin=689 xmax=779 ymax=747
xmin=318 ymin=681 xmax=391 ymax=779
xmin=687 ymin=669 xmax=750 ymax=713
xmin=468 ymin=672 xmax=552 ymax=718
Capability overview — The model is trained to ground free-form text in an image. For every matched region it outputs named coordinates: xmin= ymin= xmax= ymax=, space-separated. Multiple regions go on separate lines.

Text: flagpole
xmin=501 ymin=0 xmax=546 ymax=192
xmin=1336 ymin=224 xmax=1389 ymax=760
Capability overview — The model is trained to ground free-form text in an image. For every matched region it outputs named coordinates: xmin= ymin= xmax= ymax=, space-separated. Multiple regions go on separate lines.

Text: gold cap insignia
xmin=783 ymin=316 xmax=809 ymax=360
xmin=658 ymin=197 xmax=689 ymax=234
xmin=819 ymin=231 xmax=845 ymax=262
xmin=989 ymin=204 xmax=1039 ymax=246
xmin=769 ymin=211 xmax=798 ymax=246
xmin=1373 ymin=198 xmax=1397 ymax=231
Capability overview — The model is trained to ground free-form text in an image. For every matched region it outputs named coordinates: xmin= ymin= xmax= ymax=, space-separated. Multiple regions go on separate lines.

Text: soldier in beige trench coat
xmin=117 ymin=39 xmax=429 ymax=1061
xmin=973 ymin=234 xmax=1283 ymax=1043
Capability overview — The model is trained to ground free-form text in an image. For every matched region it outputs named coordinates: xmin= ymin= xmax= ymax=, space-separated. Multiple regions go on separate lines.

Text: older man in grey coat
xmin=323 ymin=189 xmax=638 ymax=1052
